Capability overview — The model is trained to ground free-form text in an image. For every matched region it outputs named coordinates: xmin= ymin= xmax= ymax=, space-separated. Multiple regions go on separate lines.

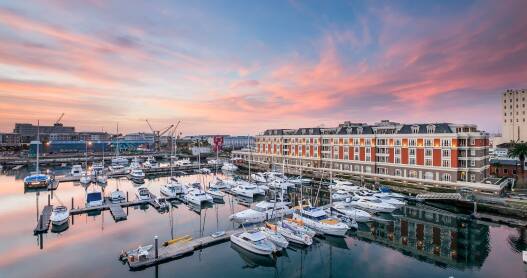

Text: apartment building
xmin=233 ymin=120 xmax=493 ymax=192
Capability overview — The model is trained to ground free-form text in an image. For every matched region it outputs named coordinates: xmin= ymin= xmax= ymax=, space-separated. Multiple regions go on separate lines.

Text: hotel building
xmin=233 ymin=120 xmax=496 ymax=193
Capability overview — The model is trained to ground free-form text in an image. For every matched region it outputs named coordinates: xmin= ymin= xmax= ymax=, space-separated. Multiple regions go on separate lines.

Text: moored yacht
xmin=143 ymin=156 xmax=159 ymax=168
xmin=351 ymin=196 xmax=397 ymax=213
xmin=111 ymin=156 xmax=129 ymax=166
xmin=160 ymin=181 xmax=184 ymax=197
xmin=70 ymin=165 xmax=83 ymax=176
xmin=331 ymin=201 xmax=372 ymax=222
xmin=293 ymin=206 xmax=349 ymax=237
xmin=50 ymin=205 xmax=69 ymax=225
xmin=128 ymin=168 xmax=145 ymax=182
xmin=276 ymin=221 xmax=313 ymax=246
xmin=259 ymin=224 xmax=289 ymax=250
xmin=110 ymin=189 xmax=126 ymax=203
xmin=230 ymin=230 xmax=276 ymax=256
xmin=331 ymin=190 xmax=353 ymax=201
xmin=221 ymin=162 xmax=238 ymax=171
xmin=231 ymin=181 xmax=265 ymax=198
xmin=205 ymin=187 xmax=225 ymax=201
xmin=373 ymin=194 xmax=406 ymax=208
xmin=79 ymin=172 xmax=91 ymax=185
xmin=229 ymin=200 xmax=292 ymax=224
xmin=184 ymin=189 xmax=213 ymax=206
xmin=24 ymin=174 xmax=52 ymax=188
xmin=86 ymin=190 xmax=103 ymax=207
xmin=137 ymin=186 xmax=151 ymax=201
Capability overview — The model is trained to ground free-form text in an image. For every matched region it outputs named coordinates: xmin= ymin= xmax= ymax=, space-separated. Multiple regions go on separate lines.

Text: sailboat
xmin=110 ymin=123 xmax=128 ymax=173
xmin=95 ymin=142 xmax=108 ymax=184
xmin=24 ymin=121 xmax=52 ymax=188
xmin=80 ymin=141 xmax=91 ymax=185
xmin=160 ymin=125 xmax=184 ymax=198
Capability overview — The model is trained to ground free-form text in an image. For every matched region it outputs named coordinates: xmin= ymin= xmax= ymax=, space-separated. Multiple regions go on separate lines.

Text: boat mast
xmin=36 ymin=120 xmax=40 ymax=174
xmin=116 ymin=123 xmax=119 ymax=157
xmin=248 ymin=134 xmax=252 ymax=182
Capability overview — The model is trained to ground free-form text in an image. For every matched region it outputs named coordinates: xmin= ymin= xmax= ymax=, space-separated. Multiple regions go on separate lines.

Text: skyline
xmin=1 ymin=0 xmax=526 ymax=135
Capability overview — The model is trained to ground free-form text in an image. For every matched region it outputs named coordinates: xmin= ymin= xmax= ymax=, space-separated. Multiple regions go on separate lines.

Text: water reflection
xmin=231 ymin=242 xmax=277 ymax=268
xmin=354 ymin=202 xmax=490 ymax=270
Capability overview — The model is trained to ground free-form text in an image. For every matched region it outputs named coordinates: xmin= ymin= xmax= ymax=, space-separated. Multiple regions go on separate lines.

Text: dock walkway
xmin=34 ymin=205 xmax=53 ymax=234
xmin=126 ymin=229 xmax=243 ymax=270
xmin=108 ymin=203 xmax=127 ymax=221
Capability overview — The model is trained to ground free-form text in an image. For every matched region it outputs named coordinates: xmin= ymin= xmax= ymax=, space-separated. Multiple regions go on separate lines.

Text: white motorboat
xmin=266 ymin=171 xmax=286 ymax=182
xmin=331 ymin=190 xmax=353 ymax=201
xmin=276 ymin=221 xmax=313 ymax=246
xmin=277 ymin=218 xmax=316 ymax=238
xmin=137 ymin=186 xmax=151 ymax=201
xmin=24 ymin=173 xmax=52 ymax=188
xmin=377 ymin=186 xmax=407 ymax=199
xmin=50 ymin=205 xmax=69 ymax=225
xmin=160 ymin=181 xmax=184 ymax=197
xmin=86 ymin=190 xmax=103 ymax=207
xmin=80 ymin=173 xmax=91 ymax=185
xmin=70 ymin=165 xmax=83 ymax=176
xmin=229 ymin=201 xmax=292 ymax=224
xmin=184 ymin=189 xmax=213 ymax=206
xmin=128 ymin=168 xmax=145 ymax=182
xmin=259 ymin=225 xmax=289 ymax=250
xmin=293 ymin=206 xmax=349 ymax=237
xmin=331 ymin=201 xmax=372 ymax=222
xmin=251 ymin=173 xmax=267 ymax=183
xmin=373 ymin=194 xmax=406 ymax=208
xmin=96 ymin=174 xmax=108 ymax=185
xmin=110 ymin=189 xmax=126 ymax=203
xmin=129 ymin=159 xmax=141 ymax=170
xmin=111 ymin=156 xmax=129 ymax=166
xmin=221 ymin=162 xmax=238 ymax=171
xmin=109 ymin=164 xmax=127 ymax=174
xmin=206 ymin=188 xmax=225 ymax=200
xmin=351 ymin=196 xmax=397 ymax=213
xmin=209 ymin=177 xmax=228 ymax=190
xmin=143 ymin=156 xmax=159 ymax=168
xmin=330 ymin=179 xmax=361 ymax=192
xmin=230 ymin=230 xmax=276 ymax=256
xmin=231 ymin=181 xmax=266 ymax=198
xmin=175 ymin=158 xmax=191 ymax=166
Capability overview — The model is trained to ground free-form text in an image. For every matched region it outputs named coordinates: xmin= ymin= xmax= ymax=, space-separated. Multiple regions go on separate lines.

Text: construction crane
xmin=54 ymin=113 xmax=65 ymax=126
xmin=167 ymin=121 xmax=181 ymax=154
xmin=145 ymin=119 xmax=174 ymax=152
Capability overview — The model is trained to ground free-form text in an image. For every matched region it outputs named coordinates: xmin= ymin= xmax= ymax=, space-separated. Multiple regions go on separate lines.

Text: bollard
xmin=71 ymin=197 xmax=74 ymax=210
xmin=126 ymin=191 xmax=129 ymax=202
xmin=48 ymin=194 xmax=50 ymax=206
xmin=154 ymin=236 xmax=159 ymax=259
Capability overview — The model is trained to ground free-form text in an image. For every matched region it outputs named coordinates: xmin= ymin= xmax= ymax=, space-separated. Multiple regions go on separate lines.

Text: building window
xmin=395 ymin=139 xmax=401 ymax=146
xmin=395 ymin=148 xmax=401 ymax=155
xmin=395 ymin=169 xmax=402 ymax=176
xmin=442 ymin=149 xmax=450 ymax=157
xmin=426 ymin=125 xmax=435 ymax=134
xmin=425 ymin=148 xmax=432 ymax=157
xmin=470 ymin=174 xmax=476 ymax=182
xmin=411 ymin=125 xmax=419 ymax=134
xmin=365 ymin=155 xmax=371 ymax=162
xmin=409 ymin=148 xmax=416 ymax=156
xmin=395 ymin=157 xmax=401 ymax=164
xmin=442 ymin=173 xmax=451 ymax=182
xmin=470 ymin=149 xmax=476 ymax=156
xmin=442 ymin=160 xmax=450 ymax=167
xmin=409 ymin=158 xmax=416 ymax=165
xmin=354 ymin=165 xmax=360 ymax=172
xmin=409 ymin=139 xmax=416 ymax=147
xmin=425 ymin=158 xmax=432 ymax=166
xmin=441 ymin=139 xmax=451 ymax=147
xmin=424 ymin=139 xmax=432 ymax=147
xmin=470 ymin=160 xmax=476 ymax=167
xmin=409 ymin=170 xmax=418 ymax=178
xmin=470 ymin=138 xmax=476 ymax=145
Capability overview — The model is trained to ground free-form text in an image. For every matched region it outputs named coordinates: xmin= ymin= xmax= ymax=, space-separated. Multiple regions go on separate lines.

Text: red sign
xmin=213 ymin=136 xmax=224 ymax=152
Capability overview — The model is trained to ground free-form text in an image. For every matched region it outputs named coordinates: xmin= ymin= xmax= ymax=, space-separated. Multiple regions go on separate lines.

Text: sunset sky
xmin=0 ymin=0 xmax=526 ymax=136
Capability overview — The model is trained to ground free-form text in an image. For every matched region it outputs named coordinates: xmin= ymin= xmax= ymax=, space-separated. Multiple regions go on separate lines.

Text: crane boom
xmin=145 ymin=119 xmax=155 ymax=133
xmin=159 ymin=124 xmax=174 ymax=136
xmin=55 ymin=113 xmax=64 ymax=124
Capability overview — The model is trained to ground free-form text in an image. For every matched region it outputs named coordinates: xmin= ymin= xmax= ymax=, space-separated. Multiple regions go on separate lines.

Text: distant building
xmin=14 ymin=123 xmax=75 ymax=143
xmin=191 ymin=146 xmax=212 ymax=155
xmin=502 ymin=89 xmax=527 ymax=143
xmin=124 ymin=132 xmax=155 ymax=142
xmin=49 ymin=133 xmax=80 ymax=141
xmin=223 ymin=136 xmax=255 ymax=150
xmin=0 ymin=133 xmax=21 ymax=145
xmin=489 ymin=158 xmax=526 ymax=178
xmin=79 ymin=132 xmax=111 ymax=141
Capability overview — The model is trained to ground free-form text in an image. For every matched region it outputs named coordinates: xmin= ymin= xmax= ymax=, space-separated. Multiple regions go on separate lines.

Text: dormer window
xmin=426 ymin=124 xmax=435 ymax=134
xmin=411 ymin=125 xmax=419 ymax=134
xmin=357 ymin=127 xmax=363 ymax=135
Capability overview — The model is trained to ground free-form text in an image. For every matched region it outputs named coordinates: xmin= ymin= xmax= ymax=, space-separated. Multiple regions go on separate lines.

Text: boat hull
xmin=230 ymin=235 xmax=274 ymax=256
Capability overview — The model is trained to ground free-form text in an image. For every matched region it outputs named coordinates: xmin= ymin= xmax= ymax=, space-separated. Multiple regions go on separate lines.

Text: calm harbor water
xmin=0 ymin=166 xmax=526 ymax=277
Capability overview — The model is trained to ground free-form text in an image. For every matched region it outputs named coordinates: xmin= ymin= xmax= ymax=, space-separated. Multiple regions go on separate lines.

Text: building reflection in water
xmin=355 ymin=203 xmax=490 ymax=270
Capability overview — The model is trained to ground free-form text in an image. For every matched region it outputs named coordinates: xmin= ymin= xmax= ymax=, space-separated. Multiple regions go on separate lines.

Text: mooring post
xmin=126 ymin=191 xmax=129 ymax=202
xmin=71 ymin=197 xmax=74 ymax=210
xmin=48 ymin=194 xmax=50 ymax=206
xmin=39 ymin=215 xmax=43 ymax=230
xmin=154 ymin=236 xmax=159 ymax=259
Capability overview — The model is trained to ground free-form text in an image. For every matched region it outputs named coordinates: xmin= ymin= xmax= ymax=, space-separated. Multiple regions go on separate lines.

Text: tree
xmin=508 ymin=143 xmax=527 ymax=186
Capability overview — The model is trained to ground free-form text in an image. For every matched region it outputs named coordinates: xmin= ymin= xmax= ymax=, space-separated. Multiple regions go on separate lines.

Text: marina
xmin=1 ymin=165 xmax=527 ymax=277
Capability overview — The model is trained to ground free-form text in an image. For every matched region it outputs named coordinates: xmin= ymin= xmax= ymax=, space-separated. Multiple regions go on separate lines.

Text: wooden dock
xmin=109 ymin=203 xmax=127 ymax=221
xmin=126 ymin=229 xmax=243 ymax=270
xmin=34 ymin=205 xmax=53 ymax=234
